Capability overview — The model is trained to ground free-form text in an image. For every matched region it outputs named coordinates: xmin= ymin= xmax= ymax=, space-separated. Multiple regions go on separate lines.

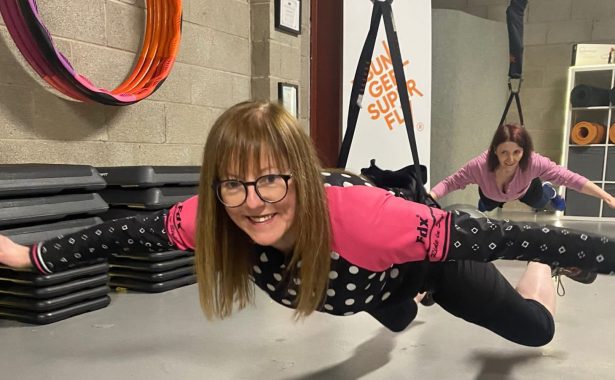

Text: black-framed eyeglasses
xmin=213 ymin=174 xmax=293 ymax=208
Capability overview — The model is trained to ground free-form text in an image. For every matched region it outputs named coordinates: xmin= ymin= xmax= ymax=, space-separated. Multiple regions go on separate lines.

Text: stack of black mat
xmin=0 ymin=164 xmax=111 ymax=324
xmin=570 ymin=84 xmax=613 ymax=107
xmin=97 ymin=166 xmax=199 ymax=293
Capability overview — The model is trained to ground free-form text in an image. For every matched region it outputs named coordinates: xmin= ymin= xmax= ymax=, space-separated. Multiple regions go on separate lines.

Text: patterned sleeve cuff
xmin=29 ymin=242 xmax=53 ymax=274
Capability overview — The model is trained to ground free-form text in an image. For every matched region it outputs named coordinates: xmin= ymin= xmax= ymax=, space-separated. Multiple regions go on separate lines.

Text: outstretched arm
xmin=0 ymin=195 xmax=198 ymax=274
xmin=579 ymin=181 xmax=615 ymax=209
xmin=446 ymin=209 xmax=615 ymax=275
xmin=430 ymin=152 xmax=486 ymax=200
xmin=326 ymin=185 xmax=615 ymax=275
xmin=28 ymin=211 xmax=173 ymax=273
xmin=531 ymin=152 xmax=614 ymax=206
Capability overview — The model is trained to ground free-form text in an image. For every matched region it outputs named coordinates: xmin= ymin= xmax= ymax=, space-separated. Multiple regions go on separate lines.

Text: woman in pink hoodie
xmin=430 ymin=124 xmax=615 ymax=213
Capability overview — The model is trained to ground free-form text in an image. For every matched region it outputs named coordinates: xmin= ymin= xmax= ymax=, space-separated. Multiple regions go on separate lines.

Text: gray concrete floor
xmin=2 ymin=211 xmax=615 ymax=380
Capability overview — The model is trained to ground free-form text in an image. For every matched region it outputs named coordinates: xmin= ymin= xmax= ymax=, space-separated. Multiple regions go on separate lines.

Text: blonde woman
xmin=1 ymin=101 xmax=615 ymax=347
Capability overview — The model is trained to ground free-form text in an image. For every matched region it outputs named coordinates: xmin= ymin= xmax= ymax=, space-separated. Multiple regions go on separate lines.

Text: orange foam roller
xmin=570 ymin=121 xmax=606 ymax=145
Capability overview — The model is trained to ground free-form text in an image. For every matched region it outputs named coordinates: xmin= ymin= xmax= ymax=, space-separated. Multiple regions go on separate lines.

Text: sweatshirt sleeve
xmin=446 ymin=209 xmax=615 ymax=275
xmin=430 ymin=152 xmax=486 ymax=199
xmin=326 ymin=186 xmax=452 ymax=272
xmin=530 ymin=153 xmax=588 ymax=191
xmin=165 ymin=195 xmax=198 ymax=251
xmin=29 ymin=196 xmax=199 ymax=274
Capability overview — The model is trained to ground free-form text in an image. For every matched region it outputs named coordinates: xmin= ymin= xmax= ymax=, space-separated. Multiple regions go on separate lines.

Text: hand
xmin=0 ymin=235 xmax=32 ymax=269
xmin=413 ymin=291 xmax=426 ymax=304
xmin=604 ymin=196 xmax=615 ymax=209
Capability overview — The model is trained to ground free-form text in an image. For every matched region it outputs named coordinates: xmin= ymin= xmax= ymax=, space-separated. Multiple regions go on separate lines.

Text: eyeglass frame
xmin=212 ymin=174 xmax=293 ymax=208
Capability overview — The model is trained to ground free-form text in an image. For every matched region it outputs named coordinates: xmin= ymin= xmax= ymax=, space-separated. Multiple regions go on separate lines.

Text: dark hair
xmin=486 ymin=124 xmax=534 ymax=171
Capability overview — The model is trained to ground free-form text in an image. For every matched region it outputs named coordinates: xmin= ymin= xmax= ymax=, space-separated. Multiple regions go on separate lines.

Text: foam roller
xmin=570 ymin=121 xmax=606 ymax=145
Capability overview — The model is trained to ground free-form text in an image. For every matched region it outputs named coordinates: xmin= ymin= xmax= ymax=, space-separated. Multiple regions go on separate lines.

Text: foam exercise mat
xmin=111 ymin=250 xmax=191 ymax=262
xmin=0 ymin=166 xmax=113 ymax=324
xmin=97 ymin=165 xmax=199 ymax=293
xmin=110 ymin=266 xmax=195 ymax=282
xmin=0 ymin=193 xmax=108 ymax=227
xmin=0 ymin=164 xmax=106 ymax=198
xmin=99 ymin=208 xmax=159 ymax=221
xmin=0 ymin=263 xmax=109 ymax=286
xmin=109 ymin=256 xmax=195 ymax=272
xmin=99 ymin=187 xmax=197 ymax=209
xmin=570 ymin=84 xmax=611 ymax=107
xmin=97 ymin=166 xmax=199 ymax=187
xmin=1 ymin=217 xmax=103 ymax=245
xmin=0 ymin=285 xmax=110 ymax=312
xmin=110 ymin=275 xmax=196 ymax=293
xmin=0 ymin=296 xmax=111 ymax=325
xmin=0 ymin=274 xmax=108 ymax=299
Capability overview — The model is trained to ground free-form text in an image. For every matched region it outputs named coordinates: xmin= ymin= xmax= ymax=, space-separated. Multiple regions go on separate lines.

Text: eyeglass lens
xmin=218 ymin=175 xmax=289 ymax=206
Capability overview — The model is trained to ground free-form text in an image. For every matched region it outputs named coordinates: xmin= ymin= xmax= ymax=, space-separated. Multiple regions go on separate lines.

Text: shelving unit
xmin=562 ymin=65 xmax=615 ymax=218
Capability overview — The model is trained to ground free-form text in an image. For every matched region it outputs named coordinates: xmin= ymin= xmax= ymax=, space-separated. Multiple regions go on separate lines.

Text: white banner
xmin=343 ymin=0 xmax=431 ymax=186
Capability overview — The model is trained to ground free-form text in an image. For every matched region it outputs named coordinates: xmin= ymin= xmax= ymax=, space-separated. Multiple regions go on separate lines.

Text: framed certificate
xmin=278 ymin=82 xmax=299 ymax=118
xmin=275 ymin=0 xmax=301 ymax=35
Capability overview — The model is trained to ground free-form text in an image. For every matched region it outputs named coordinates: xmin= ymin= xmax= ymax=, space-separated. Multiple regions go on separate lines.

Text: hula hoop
xmin=0 ymin=0 xmax=182 ymax=105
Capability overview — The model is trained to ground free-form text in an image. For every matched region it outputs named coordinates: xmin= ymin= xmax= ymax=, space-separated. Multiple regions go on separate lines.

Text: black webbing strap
xmin=506 ymin=0 xmax=527 ymax=79
xmin=337 ymin=0 xmax=425 ymax=197
xmin=499 ymin=0 xmax=528 ymax=127
xmin=337 ymin=3 xmax=382 ymax=168
xmin=498 ymin=79 xmax=525 ymax=126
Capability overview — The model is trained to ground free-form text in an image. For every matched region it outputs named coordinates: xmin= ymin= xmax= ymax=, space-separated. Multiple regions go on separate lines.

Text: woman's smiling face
xmin=495 ymin=141 xmax=524 ymax=169
xmin=221 ymin=154 xmax=297 ymax=253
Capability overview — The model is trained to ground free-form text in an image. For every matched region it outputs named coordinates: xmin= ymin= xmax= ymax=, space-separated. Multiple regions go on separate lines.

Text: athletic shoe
xmin=477 ymin=199 xmax=487 ymax=212
xmin=420 ymin=290 xmax=436 ymax=306
xmin=552 ymin=267 xmax=597 ymax=284
xmin=542 ymin=181 xmax=557 ymax=199
xmin=551 ymin=266 xmax=597 ymax=296
xmin=550 ymin=195 xmax=567 ymax=211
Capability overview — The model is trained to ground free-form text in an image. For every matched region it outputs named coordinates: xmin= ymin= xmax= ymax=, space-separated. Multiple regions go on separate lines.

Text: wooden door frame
xmin=309 ymin=0 xmax=343 ymax=168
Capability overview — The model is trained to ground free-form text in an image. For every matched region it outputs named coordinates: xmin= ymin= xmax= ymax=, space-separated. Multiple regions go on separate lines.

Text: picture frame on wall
xmin=278 ymin=82 xmax=299 ymax=118
xmin=274 ymin=0 xmax=301 ymax=35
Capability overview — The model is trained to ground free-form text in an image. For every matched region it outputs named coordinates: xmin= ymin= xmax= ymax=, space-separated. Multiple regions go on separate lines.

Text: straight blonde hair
xmin=195 ymin=101 xmax=331 ymax=320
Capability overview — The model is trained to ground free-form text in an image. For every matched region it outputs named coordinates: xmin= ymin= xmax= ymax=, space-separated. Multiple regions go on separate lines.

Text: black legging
xmin=479 ymin=178 xmax=549 ymax=211
xmin=427 ymin=260 xmax=554 ymax=347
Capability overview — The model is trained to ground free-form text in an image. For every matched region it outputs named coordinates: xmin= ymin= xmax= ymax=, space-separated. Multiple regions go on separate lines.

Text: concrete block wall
xmin=431 ymin=10 xmax=508 ymax=208
xmin=251 ymin=0 xmax=310 ymax=132
xmin=0 ymin=0 xmax=308 ymax=166
xmin=432 ymin=0 xmax=615 ymax=165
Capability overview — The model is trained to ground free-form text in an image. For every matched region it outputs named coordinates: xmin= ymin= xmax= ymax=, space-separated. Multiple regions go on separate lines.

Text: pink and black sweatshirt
xmin=27 ymin=171 xmax=615 ymax=331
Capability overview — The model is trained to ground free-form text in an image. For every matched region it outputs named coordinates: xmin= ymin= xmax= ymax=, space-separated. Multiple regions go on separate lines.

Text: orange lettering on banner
xmin=360 ymin=40 xmax=423 ymax=130
xmin=406 ymin=79 xmax=423 ymax=96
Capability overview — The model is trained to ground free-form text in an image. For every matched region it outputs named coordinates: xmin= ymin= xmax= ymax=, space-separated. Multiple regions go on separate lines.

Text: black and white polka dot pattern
xmin=249 ymin=246 xmax=414 ymax=317
xmin=320 ymin=170 xmax=374 ymax=188
xmin=247 ymin=170 xmax=429 ymax=328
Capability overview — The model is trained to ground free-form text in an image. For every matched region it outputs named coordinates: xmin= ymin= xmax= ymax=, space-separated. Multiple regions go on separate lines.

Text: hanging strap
xmin=498 ymin=78 xmax=525 ymax=126
xmin=338 ymin=1 xmax=425 ymax=197
xmin=337 ymin=3 xmax=382 ymax=168
xmin=506 ymin=0 xmax=528 ymax=79
xmin=499 ymin=0 xmax=528 ymax=126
